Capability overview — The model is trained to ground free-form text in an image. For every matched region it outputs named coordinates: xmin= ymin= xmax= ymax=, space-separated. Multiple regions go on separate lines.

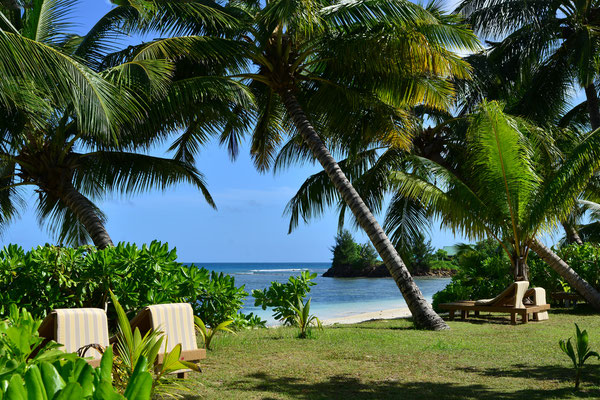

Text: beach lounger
xmin=439 ymin=281 xmax=550 ymax=324
xmin=524 ymin=287 xmax=549 ymax=321
xmin=129 ymin=303 xmax=206 ymax=378
xmin=38 ymin=308 xmax=110 ymax=367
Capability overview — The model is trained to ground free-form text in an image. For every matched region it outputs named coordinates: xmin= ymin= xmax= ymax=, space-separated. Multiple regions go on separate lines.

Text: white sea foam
xmin=249 ymin=268 xmax=308 ymax=273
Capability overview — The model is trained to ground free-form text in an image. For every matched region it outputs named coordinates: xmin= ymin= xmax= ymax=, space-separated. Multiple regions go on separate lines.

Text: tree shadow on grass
xmin=549 ymin=305 xmax=597 ymax=316
xmin=458 ymin=363 xmax=600 ymax=384
xmin=179 ymin=372 xmax=600 ymax=400
xmin=444 ymin=314 xmax=523 ymax=325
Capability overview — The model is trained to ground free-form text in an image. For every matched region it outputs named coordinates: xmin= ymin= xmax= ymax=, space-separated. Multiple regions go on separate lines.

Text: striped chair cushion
xmin=146 ymin=303 xmax=197 ymax=352
xmin=53 ymin=308 xmax=109 ymax=360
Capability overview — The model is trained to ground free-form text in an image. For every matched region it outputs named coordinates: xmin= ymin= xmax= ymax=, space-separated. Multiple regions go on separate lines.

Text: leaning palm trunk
xmin=562 ymin=222 xmax=584 ymax=246
xmin=59 ymin=181 xmax=114 ymax=249
xmin=281 ymin=90 xmax=448 ymax=330
xmin=531 ymin=238 xmax=600 ymax=309
xmin=584 ymin=84 xmax=600 ymax=131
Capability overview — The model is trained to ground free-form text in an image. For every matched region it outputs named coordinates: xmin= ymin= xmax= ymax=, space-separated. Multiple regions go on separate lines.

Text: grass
xmin=176 ymin=308 xmax=600 ymax=399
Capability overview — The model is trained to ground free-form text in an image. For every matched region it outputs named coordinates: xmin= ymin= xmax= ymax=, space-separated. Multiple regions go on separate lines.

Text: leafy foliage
xmin=432 ymin=240 xmax=516 ymax=310
xmin=0 ymin=304 xmax=152 ymax=399
xmin=289 ymin=298 xmax=322 ymax=339
xmin=0 ymin=241 xmax=249 ymax=329
xmin=434 ymin=241 xmax=600 ymax=309
xmin=559 ymin=324 xmax=600 ymax=390
xmin=109 ymin=291 xmax=199 ymax=390
xmin=194 ymin=316 xmax=234 ymax=350
xmin=252 ymin=271 xmax=317 ymax=325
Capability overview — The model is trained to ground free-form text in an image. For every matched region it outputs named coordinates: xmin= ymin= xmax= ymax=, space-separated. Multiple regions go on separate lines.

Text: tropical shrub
xmin=0 ymin=242 xmax=249 ymax=327
xmin=190 ymin=271 xmax=248 ymax=329
xmin=559 ymin=324 xmax=600 ymax=390
xmin=253 ymin=271 xmax=317 ymax=325
xmin=433 ymin=241 xmax=600 ymax=309
xmin=290 ymin=298 xmax=322 ymax=339
xmin=194 ymin=316 xmax=235 ymax=350
xmin=110 ymin=291 xmax=199 ymax=387
xmin=231 ymin=312 xmax=267 ymax=330
xmin=0 ymin=304 xmax=152 ymax=399
xmin=432 ymin=240 xmax=514 ymax=310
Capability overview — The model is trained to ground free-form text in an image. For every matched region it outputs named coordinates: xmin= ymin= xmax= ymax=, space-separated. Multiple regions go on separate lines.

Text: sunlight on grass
xmin=179 ymin=310 xmax=600 ymax=399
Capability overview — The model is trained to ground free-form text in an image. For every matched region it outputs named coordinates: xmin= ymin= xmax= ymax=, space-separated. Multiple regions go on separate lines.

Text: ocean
xmin=197 ymin=262 xmax=451 ymax=324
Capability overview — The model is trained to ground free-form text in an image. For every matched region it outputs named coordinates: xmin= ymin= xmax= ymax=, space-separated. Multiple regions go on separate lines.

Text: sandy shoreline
xmin=320 ymin=307 xmax=412 ymax=325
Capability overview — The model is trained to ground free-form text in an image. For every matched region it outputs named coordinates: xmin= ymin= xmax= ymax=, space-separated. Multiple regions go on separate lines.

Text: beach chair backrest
xmin=475 ymin=281 xmax=529 ymax=308
xmin=146 ymin=303 xmax=197 ymax=353
xmin=47 ymin=308 xmax=109 ymax=360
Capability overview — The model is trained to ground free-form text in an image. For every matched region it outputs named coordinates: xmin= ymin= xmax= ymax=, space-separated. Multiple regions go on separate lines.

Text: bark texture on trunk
xmin=59 ymin=180 xmax=114 ymax=249
xmin=281 ymin=90 xmax=448 ymax=330
xmin=562 ymin=221 xmax=584 ymax=245
xmin=584 ymin=84 xmax=600 ymax=131
xmin=531 ymin=238 xmax=600 ymax=309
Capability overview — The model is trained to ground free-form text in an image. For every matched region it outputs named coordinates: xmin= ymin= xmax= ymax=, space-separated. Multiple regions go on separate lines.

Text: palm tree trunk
xmin=280 ymin=90 xmax=448 ymax=330
xmin=530 ymin=238 xmax=600 ymax=309
xmin=584 ymin=84 xmax=600 ymax=131
xmin=58 ymin=180 xmax=114 ymax=249
xmin=562 ymin=221 xmax=584 ymax=245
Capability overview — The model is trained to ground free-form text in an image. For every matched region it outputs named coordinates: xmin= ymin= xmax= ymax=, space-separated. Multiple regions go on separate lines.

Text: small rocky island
xmin=324 ymin=230 xmax=457 ymax=278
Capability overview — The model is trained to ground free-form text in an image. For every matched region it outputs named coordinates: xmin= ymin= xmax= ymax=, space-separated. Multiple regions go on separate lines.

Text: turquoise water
xmin=197 ymin=262 xmax=451 ymax=324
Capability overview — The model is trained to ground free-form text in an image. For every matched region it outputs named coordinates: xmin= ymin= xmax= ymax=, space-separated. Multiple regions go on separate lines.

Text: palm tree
xmin=0 ymin=0 xmax=247 ymax=248
xmin=456 ymin=0 xmax=600 ymax=129
xmin=179 ymin=0 xmax=480 ymax=329
xmin=386 ymin=101 xmax=600 ymax=308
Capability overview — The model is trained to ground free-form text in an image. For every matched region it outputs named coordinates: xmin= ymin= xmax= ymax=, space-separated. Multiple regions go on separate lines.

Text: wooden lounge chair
xmin=129 ymin=303 xmax=206 ymax=378
xmin=439 ymin=281 xmax=550 ymax=324
xmin=38 ymin=308 xmax=109 ymax=367
xmin=524 ymin=287 xmax=549 ymax=321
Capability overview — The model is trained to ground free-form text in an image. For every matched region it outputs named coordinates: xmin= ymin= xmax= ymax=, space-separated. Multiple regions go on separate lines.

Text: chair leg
xmin=460 ymin=310 xmax=467 ymax=320
xmin=448 ymin=310 xmax=455 ymax=321
xmin=510 ymin=313 xmax=516 ymax=325
xmin=521 ymin=312 xmax=528 ymax=324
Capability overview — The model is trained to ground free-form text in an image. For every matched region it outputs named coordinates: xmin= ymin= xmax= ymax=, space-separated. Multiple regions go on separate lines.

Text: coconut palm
xmin=176 ymin=0 xmax=480 ymax=330
xmin=456 ymin=0 xmax=600 ymax=129
xmin=386 ymin=101 xmax=600 ymax=308
xmin=0 ymin=0 xmax=248 ymax=247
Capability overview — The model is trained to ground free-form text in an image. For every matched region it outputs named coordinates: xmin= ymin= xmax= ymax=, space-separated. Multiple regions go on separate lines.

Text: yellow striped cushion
xmin=146 ymin=303 xmax=197 ymax=352
xmin=54 ymin=308 xmax=109 ymax=360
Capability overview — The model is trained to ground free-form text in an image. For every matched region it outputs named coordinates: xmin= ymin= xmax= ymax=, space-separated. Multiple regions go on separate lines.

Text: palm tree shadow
xmin=444 ymin=314 xmax=521 ymax=325
xmin=458 ymin=363 xmax=600 ymax=383
xmin=178 ymin=371 xmax=599 ymax=400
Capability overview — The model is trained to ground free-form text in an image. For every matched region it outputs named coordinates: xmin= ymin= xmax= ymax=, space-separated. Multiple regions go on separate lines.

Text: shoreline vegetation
xmin=326 ymin=230 xmax=458 ymax=278
xmin=323 ymin=262 xmax=456 ymax=278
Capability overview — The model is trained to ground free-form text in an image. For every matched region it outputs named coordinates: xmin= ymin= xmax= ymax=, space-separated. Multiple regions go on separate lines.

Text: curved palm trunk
xmin=562 ymin=221 xmax=584 ymax=245
xmin=584 ymin=84 xmax=600 ymax=131
xmin=531 ymin=238 xmax=600 ymax=309
xmin=58 ymin=180 xmax=114 ymax=249
xmin=281 ymin=90 xmax=448 ymax=330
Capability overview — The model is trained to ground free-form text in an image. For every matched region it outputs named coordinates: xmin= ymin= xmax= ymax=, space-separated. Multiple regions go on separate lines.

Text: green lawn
xmin=178 ymin=309 xmax=600 ymax=399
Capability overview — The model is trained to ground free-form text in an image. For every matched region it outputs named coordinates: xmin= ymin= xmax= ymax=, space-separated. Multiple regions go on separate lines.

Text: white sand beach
xmin=321 ymin=307 xmax=412 ymax=325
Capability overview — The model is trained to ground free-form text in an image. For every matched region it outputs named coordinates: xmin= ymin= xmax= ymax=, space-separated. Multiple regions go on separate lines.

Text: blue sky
xmin=1 ymin=0 xmax=552 ymax=262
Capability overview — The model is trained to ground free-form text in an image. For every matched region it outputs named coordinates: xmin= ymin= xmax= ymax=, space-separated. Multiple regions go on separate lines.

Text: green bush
xmin=527 ymin=243 xmax=600 ymax=294
xmin=0 ymin=241 xmax=251 ymax=328
xmin=252 ymin=271 xmax=317 ymax=325
xmin=432 ymin=241 xmax=600 ymax=310
xmin=432 ymin=240 xmax=513 ymax=310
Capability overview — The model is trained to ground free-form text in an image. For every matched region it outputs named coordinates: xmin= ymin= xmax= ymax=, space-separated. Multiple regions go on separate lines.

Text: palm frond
xmin=76 ymin=151 xmax=216 ymax=208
